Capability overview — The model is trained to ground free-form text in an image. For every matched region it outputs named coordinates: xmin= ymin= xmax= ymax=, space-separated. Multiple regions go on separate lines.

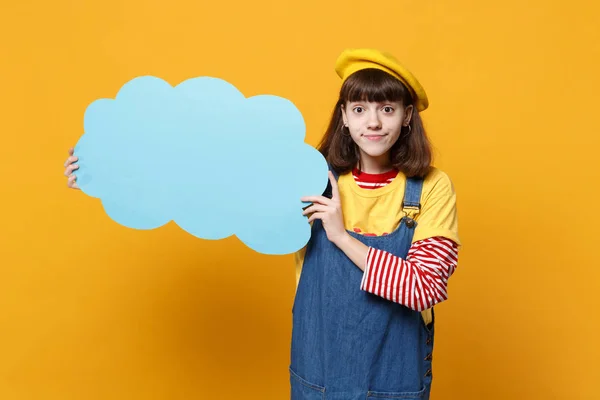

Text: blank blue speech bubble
xmin=73 ymin=75 xmax=329 ymax=255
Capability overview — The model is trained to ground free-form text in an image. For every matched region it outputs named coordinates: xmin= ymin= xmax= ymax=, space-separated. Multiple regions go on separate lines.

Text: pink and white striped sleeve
xmin=360 ymin=237 xmax=459 ymax=311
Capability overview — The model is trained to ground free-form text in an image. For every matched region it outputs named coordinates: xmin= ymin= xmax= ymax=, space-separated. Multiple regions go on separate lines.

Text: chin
xmin=357 ymin=144 xmax=393 ymax=158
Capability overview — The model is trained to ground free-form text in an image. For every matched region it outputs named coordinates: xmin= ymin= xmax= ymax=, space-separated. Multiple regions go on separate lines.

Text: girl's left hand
xmin=301 ymin=171 xmax=348 ymax=246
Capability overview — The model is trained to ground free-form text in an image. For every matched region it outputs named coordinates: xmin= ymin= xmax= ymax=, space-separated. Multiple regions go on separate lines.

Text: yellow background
xmin=1 ymin=0 xmax=599 ymax=399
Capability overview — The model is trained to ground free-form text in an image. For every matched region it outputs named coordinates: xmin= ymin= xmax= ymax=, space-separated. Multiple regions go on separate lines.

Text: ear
xmin=341 ymin=103 xmax=348 ymax=126
xmin=403 ymin=104 xmax=414 ymax=126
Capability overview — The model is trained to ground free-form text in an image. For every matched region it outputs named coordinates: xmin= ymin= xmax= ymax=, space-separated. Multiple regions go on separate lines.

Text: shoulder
xmin=411 ymin=167 xmax=461 ymax=246
xmin=421 ymin=166 xmax=456 ymax=201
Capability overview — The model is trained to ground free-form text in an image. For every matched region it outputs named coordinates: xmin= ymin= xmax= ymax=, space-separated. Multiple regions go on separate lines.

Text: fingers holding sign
xmin=301 ymin=171 xmax=347 ymax=245
xmin=63 ymin=147 xmax=80 ymax=190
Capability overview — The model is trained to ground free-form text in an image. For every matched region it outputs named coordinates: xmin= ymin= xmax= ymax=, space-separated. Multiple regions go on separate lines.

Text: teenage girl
xmin=63 ymin=48 xmax=460 ymax=400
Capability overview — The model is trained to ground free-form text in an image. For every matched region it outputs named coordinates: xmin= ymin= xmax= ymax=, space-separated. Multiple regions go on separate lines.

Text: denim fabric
xmin=290 ymin=169 xmax=434 ymax=400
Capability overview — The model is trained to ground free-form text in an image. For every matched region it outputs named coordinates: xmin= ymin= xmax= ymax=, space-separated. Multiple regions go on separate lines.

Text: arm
xmin=334 ymin=234 xmax=458 ymax=311
xmin=362 ymin=237 xmax=457 ymax=311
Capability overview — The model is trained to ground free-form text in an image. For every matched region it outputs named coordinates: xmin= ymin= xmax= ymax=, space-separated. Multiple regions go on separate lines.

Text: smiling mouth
xmin=363 ymin=134 xmax=387 ymax=141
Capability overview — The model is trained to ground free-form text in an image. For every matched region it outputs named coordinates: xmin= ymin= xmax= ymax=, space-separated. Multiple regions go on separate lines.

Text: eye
xmin=353 ymin=106 xmax=364 ymax=113
xmin=383 ymin=106 xmax=394 ymax=113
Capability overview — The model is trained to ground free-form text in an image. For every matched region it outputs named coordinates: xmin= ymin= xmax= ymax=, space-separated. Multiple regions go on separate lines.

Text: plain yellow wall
xmin=1 ymin=0 xmax=599 ymax=399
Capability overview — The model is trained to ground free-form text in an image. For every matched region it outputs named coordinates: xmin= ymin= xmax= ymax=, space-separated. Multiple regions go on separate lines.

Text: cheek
xmin=346 ymin=118 xmax=361 ymax=133
xmin=385 ymin=124 xmax=403 ymax=143
xmin=348 ymin=128 xmax=361 ymax=140
xmin=346 ymin=114 xmax=360 ymax=125
xmin=386 ymin=119 xmax=403 ymax=133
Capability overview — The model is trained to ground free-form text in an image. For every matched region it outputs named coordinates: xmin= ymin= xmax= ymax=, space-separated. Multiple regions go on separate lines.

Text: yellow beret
xmin=335 ymin=48 xmax=429 ymax=112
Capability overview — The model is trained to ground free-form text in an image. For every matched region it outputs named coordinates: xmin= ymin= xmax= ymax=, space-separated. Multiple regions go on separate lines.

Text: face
xmin=341 ymin=100 xmax=412 ymax=163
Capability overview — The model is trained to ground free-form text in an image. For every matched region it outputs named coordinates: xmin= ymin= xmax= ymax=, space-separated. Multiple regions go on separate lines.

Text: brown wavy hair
xmin=317 ymin=68 xmax=433 ymax=178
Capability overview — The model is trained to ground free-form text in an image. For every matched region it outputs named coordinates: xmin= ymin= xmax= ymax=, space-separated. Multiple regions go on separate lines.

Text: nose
xmin=366 ymin=110 xmax=382 ymax=129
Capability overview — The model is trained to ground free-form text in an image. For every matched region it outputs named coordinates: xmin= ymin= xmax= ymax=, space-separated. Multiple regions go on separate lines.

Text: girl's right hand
xmin=63 ymin=147 xmax=80 ymax=190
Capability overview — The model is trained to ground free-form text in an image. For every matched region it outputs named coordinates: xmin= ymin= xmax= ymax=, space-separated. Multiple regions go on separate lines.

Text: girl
xmin=63 ymin=48 xmax=460 ymax=400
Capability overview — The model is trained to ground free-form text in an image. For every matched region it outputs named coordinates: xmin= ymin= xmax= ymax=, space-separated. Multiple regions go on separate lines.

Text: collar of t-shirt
xmin=352 ymin=167 xmax=398 ymax=190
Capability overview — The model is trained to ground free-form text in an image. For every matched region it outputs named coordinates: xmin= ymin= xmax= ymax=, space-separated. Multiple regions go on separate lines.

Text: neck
xmin=357 ymin=152 xmax=394 ymax=174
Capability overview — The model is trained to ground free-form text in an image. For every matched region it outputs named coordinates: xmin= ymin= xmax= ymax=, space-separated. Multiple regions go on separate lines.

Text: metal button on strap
xmin=405 ymin=218 xmax=415 ymax=228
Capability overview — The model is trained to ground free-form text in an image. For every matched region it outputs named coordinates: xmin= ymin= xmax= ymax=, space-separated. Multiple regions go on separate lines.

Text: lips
xmin=363 ymin=134 xmax=387 ymax=141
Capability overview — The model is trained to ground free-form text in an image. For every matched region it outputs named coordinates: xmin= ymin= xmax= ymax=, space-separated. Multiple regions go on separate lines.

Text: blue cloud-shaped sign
xmin=73 ymin=75 xmax=329 ymax=255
